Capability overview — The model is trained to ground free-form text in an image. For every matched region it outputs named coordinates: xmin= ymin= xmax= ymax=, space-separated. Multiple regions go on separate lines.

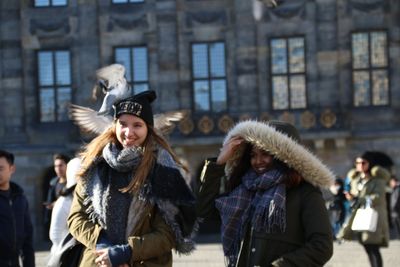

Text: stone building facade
xmin=1 ymin=0 xmax=399 ymax=244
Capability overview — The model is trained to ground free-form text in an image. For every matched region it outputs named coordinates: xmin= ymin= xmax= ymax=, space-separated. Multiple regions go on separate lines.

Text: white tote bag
xmin=351 ymin=206 xmax=378 ymax=232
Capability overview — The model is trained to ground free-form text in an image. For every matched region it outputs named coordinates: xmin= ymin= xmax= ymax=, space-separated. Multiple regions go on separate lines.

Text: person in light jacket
xmin=48 ymin=157 xmax=80 ymax=256
xmin=68 ymin=90 xmax=197 ymax=267
xmin=197 ymin=120 xmax=334 ymax=267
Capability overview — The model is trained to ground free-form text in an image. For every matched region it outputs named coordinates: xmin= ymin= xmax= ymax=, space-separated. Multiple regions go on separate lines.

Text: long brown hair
xmin=77 ymin=121 xmax=188 ymax=194
xmin=228 ymin=143 xmax=303 ymax=191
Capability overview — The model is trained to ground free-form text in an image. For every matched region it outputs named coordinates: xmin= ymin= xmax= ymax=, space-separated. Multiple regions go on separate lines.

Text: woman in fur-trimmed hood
xmin=67 ymin=90 xmax=196 ymax=267
xmin=197 ymin=120 xmax=335 ymax=267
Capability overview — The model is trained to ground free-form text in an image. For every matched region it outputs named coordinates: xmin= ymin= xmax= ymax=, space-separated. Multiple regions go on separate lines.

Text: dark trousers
xmin=362 ymin=244 xmax=383 ymax=267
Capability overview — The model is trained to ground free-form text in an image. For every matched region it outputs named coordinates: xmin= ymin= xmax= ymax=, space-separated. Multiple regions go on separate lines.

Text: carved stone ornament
xmin=178 ymin=118 xmax=195 ymax=135
xmin=197 ymin=116 xmax=214 ymax=134
xmin=320 ymin=109 xmax=337 ymax=128
xmin=268 ymin=0 xmax=306 ymax=19
xmin=186 ymin=11 xmax=227 ymax=27
xmin=108 ymin=14 xmax=148 ymax=31
xmin=350 ymin=0 xmax=385 ymax=12
xmin=239 ymin=114 xmax=252 ymax=122
xmin=218 ymin=115 xmax=235 ymax=133
xmin=259 ymin=112 xmax=271 ymax=122
xmin=30 ymin=18 xmax=70 ymax=36
xmin=300 ymin=110 xmax=316 ymax=129
xmin=279 ymin=111 xmax=295 ymax=125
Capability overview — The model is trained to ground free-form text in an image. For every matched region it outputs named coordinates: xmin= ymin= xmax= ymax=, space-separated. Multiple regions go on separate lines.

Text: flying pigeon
xmin=69 ymin=103 xmax=188 ymax=136
xmin=253 ymin=0 xmax=284 ymax=21
xmin=69 ymin=64 xmax=188 ymax=135
xmin=93 ymin=64 xmax=131 ymax=115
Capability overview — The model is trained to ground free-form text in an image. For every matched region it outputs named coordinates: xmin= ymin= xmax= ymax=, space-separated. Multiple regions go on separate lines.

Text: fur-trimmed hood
xmin=347 ymin=166 xmax=391 ymax=182
xmin=224 ymin=120 xmax=335 ymax=189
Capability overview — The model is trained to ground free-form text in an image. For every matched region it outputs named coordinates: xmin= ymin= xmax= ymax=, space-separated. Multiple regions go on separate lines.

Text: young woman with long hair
xmin=68 ymin=90 xmax=196 ymax=267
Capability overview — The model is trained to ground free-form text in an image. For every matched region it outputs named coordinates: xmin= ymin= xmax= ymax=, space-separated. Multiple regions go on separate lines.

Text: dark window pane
xmin=40 ymin=88 xmax=55 ymax=122
xmin=55 ymin=51 xmax=71 ymax=85
xmin=271 ymin=39 xmax=287 ymax=74
xmin=38 ymin=52 xmax=54 ymax=86
xmin=272 ymin=76 xmax=289 ymax=110
xmin=371 ymin=32 xmax=387 ymax=68
xmin=133 ymin=83 xmax=149 ymax=94
xmin=115 ymin=48 xmax=132 ymax=81
xmin=57 ymin=87 xmax=71 ymax=121
xmin=192 ymin=44 xmax=208 ymax=78
xmin=352 ymin=31 xmax=389 ymax=107
xmin=372 ymin=70 xmax=389 ymax=105
xmin=290 ymin=75 xmax=306 ymax=108
xmin=35 ymin=0 xmax=50 ymax=6
xmin=53 ymin=0 xmax=67 ymax=6
xmin=133 ymin=47 xmax=148 ymax=82
xmin=38 ymin=50 xmax=72 ymax=122
xmin=289 ymin=38 xmax=305 ymax=73
xmin=353 ymin=71 xmax=370 ymax=106
xmin=211 ymin=79 xmax=227 ymax=112
xmin=192 ymin=42 xmax=227 ymax=112
xmin=352 ymin=33 xmax=369 ymax=69
xmin=194 ymin=80 xmax=210 ymax=111
xmin=210 ymin=43 xmax=225 ymax=77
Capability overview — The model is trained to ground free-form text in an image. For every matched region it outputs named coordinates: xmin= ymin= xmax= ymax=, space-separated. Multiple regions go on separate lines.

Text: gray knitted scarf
xmin=83 ymin=143 xmax=143 ymax=244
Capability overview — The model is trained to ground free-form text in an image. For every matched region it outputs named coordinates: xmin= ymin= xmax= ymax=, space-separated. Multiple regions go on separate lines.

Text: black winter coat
xmin=197 ymin=160 xmax=333 ymax=267
xmin=0 ymin=182 xmax=35 ymax=267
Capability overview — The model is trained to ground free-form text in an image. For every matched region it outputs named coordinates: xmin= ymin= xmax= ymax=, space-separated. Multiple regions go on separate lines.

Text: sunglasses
xmin=355 ymin=161 xmax=368 ymax=165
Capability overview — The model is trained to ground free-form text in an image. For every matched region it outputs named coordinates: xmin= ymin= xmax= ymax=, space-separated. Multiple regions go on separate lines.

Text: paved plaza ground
xmin=35 ymin=236 xmax=400 ymax=267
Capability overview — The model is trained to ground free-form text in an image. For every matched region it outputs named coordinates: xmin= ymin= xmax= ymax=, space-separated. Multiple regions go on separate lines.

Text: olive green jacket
xmin=68 ymin=182 xmax=176 ymax=267
xmin=338 ymin=166 xmax=390 ymax=246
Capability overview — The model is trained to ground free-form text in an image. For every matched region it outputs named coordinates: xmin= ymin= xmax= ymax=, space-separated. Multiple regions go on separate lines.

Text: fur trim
xmin=347 ymin=166 xmax=391 ymax=182
xmin=224 ymin=120 xmax=335 ymax=189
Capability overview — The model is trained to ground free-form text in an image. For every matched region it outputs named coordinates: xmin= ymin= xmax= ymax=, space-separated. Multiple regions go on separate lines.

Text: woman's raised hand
xmin=216 ymin=136 xmax=244 ymax=165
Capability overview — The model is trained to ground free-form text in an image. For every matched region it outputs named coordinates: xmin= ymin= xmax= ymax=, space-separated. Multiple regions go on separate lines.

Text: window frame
xmin=190 ymin=41 xmax=228 ymax=113
xmin=351 ymin=30 xmax=390 ymax=107
xmin=36 ymin=49 xmax=72 ymax=123
xmin=33 ymin=0 xmax=68 ymax=7
xmin=269 ymin=35 xmax=308 ymax=111
xmin=111 ymin=0 xmax=145 ymax=4
xmin=114 ymin=45 xmax=150 ymax=95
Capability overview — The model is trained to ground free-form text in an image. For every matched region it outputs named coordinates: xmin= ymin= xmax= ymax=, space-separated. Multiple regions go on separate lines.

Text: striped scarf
xmin=215 ymin=168 xmax=286 ymax=266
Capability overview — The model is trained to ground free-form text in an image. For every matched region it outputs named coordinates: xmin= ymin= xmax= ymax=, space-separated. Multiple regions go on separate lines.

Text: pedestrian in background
xmin=327 ymin=177 xmax=347 ymax=239
xmin=339 ymin=151 xmax=390 ymax=267
xmin=48 ymin=157 xmax=80 ymax=256
xmin=389 ymin=176 xmax=400 ymax=239
xmin=197 ymin=120 xmax=334 ymax=267
xmin=43 ymin=153 xmax=70 ymax=240
xmin=68 ymin=90 xmax=197 ymax=267
xmin=0 ymin=149 xmax=35 ymax=267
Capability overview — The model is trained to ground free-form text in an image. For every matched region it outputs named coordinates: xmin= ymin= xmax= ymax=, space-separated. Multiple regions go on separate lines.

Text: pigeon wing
xmin=69 ymin=103 xmax=113 ymax=135
xmin=154 ymin=110 xmax=189 ymax=135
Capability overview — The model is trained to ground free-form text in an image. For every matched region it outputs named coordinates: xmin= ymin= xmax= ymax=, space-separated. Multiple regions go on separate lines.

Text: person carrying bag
xmin=337 ymin=151 xmax=390 ymax=267
xmin=351 ymin=197 xmax=378 ymax=232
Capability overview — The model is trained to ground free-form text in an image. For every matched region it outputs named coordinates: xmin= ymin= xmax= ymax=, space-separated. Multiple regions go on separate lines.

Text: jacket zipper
xmin=9 ymin=198 xmax=17 ymax=258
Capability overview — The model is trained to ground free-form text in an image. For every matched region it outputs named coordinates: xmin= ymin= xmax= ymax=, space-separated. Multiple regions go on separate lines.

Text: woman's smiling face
xmin=250 ymin=147 xmax=274 ymax=175
xmin=115 ymin=114 xmax=148 ymax=148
